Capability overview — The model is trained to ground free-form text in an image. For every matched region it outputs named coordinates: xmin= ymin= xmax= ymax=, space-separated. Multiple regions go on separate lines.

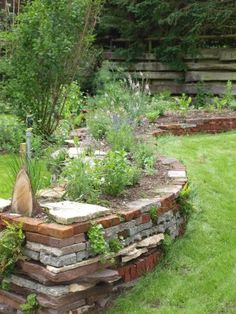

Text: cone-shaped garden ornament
xmin=11 ymin=167 xmax=33 ymax=217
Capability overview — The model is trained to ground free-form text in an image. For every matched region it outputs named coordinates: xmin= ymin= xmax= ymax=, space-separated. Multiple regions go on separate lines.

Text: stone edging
xmin=153 ymin=116 xmax=236 ymax=137
xmin=0 ymin=155 xmax=188 ymax=314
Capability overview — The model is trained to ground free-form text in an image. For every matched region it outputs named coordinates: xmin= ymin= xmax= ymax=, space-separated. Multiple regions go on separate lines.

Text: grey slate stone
xmin=40 ymin=252 xmax=77 ymax=267
xmin=76 ymin=251 xmax=89 ymax=262
xmin=22 ymin=248 xmax=40 ymax=261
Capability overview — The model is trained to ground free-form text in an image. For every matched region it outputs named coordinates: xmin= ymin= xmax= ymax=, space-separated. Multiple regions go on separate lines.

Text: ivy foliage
xmin=5 ymin=0 xmax=102 ymax=136
xmin=98 ymin=0 xmax=236 ymax=68
xmin=0 ymin=222 xmax=25 ymax=287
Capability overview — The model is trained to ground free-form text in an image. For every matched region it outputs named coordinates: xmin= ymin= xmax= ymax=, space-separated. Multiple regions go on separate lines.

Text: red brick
xmin=14 ymin=217 xmax=43 ymax=233
xmin=0 ymin=213 xmax=16 ymax=225
xmin=141 ymin=213 xmax=151 ymax=224
xmin=96 ymin=215 xmax=120 ymax=228
xmin=73 ymin=221 xmax=91 ymax=235
xmin=130 ymin=264 xmax=137 ymax=280
xmin=38 ymin=223 xmax=74 ymax=238
xmin=73 ymin=233 xmax=86 ymax=243
xmin=25 ymin=232 xmax=75 ymax=248
xmin=136 ymin=259 xmax=145 ymax=276
xmin=119 ymin=209 xmax=141 ymax=221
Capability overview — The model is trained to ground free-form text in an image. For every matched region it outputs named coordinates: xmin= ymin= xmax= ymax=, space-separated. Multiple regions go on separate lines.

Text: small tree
xmin=7 ymin=0 xmax=102 ymax=136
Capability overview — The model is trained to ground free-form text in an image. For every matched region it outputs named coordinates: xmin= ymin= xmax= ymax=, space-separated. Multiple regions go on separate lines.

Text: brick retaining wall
xmin=0 ymin=156 xmax=188 ymax=314
xmin=153 ymin=116 xmax=236 ymax=137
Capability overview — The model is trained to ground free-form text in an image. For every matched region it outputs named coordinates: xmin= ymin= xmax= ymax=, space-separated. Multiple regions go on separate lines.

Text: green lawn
xmin=108 ymin=132 xmax=236 ymax=314
xmin=0 ymin=154 xmax=50 ymax=199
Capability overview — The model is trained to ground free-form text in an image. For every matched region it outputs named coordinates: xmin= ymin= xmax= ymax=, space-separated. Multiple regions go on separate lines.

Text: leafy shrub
xmin=20 ymin=294 xmax=40 ymax=314
xmin=88 ymin=224 xmax=123 ymax=259
xmin=47 ymin=149 xmax=68 ymax=183
xmin=0 ymin=222 xmax=25 ymax=286
xmin=133 ymin=143 xmax=156 ymax=175
xmin=62 ymin=82 xmax=85 ymax=119
xmin=194 ymin=81 xmax=213 ymax=108
xmin=49 ymin=119 xmax=71 ymax=146
xmin=175 ymin=94 xmax=192 ymax=114
xmin=177 ymin=184 xmax=193 ymax=219
xmin=88 ymin=224 xmax=109 ymax=255
xmin=109 ymin=237 xmax=124 ymax=253
xmin=61 ymin=157 xmax=101 ymax=203
xmin=145 ymin=111 xmax=160 ymax=123
xmin=160 ymin=234 xmax=173 ymax=254
xmin=149 ymin=206 xmax=158 ymax=224
xmin=0 ymin=115 xmax=24 ymax=153
xmin=99 ymin=150 xmax=139 ymax=196
xmin=7 ymin=0 xmax=102 ymax=136
xmin=86 ymin=109 xmax=111 ymax=140
xmin=106 ymin=124 xmax=135 ymax=152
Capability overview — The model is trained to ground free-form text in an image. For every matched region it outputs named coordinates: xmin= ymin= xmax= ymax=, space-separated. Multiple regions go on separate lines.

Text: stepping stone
xmin=155 ymin=185 xmax=182 ymax=196
xmin=168 ymin=170 xmax=186 ymax=178
xmin=44 ymin=201 xmax=112 ymax=224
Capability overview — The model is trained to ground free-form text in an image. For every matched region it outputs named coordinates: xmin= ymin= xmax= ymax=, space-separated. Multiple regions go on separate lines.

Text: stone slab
xmin=40 ymin=252 xmax=77 ymax=267
xmin=44 ymin=201 xmax=112 ymax=224
xmin=155 ymin=185 xmax=182 ymax=196
xmin=46 ymin=256 xmax=101 ymax=274
xmin=26 ymin=241 xmax=86 ymax=257
xmin=10 ymin=275 xmax=69 ymax=297
xmin=168 ymin=171 xmax=187 ymax=178
xmin=137 ymin=233 xmax=164 ymax=248
xmin=126 ymin=198 xmax=161 ymax=213
xmin=17 ymin=260 xmax=102 ymax=284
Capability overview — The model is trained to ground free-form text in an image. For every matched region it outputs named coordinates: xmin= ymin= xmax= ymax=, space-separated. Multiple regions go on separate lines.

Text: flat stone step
xmin=44 ymin=201 xmax=112 ymax=224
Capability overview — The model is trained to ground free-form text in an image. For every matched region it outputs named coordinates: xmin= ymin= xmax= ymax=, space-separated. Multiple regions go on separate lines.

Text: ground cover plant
xmin=107 ymin=132 xmax=236 ymax=314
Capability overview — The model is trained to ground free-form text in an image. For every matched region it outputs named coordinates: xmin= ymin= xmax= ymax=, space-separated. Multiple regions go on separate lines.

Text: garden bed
xmin=135 ymin=110 xmax=236 ymax=137
xmin=0 ymin=154 xmax=187 ymax=314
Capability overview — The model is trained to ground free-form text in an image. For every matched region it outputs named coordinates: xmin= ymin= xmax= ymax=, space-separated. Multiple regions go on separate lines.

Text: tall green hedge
xmin=98 ymin=0 xmax=236 ymax=68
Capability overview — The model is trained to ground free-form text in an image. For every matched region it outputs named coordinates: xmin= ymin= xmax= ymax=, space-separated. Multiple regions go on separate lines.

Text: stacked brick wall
xmin=0 ymin=156 xmax=187 ymax=314
xmin=153 ymin=116 xmax=236 ymax=137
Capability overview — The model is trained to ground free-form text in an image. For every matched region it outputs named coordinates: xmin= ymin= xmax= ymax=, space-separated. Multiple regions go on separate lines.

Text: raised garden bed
xmin=139 ymin=110 xmax=236 ymax=137
xmin=0 ymin=155 xmax=187 ymax=314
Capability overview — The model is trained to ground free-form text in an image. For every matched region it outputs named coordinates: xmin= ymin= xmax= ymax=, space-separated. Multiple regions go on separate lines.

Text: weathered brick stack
xmin=153 ymin=116 xmax=236 ymax=137
xmin=0 ymin=156 xmax=187 ymax=314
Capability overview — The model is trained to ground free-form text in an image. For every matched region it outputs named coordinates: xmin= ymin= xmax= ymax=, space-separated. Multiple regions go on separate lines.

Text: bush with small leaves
xmin=88 ymin=224 xmax=109 ymax=255
xmin=100 ymin=150 xmax=140 ymax=196
xmin=20 ymin=293 xmax=40 ymax=314
xmin=61 ymin=156 xmax=101 ymax=203
xmin=133 ymin=143 xmax=156 ymax=175
xmin=0 ymin=115 xmax=24 ymax=153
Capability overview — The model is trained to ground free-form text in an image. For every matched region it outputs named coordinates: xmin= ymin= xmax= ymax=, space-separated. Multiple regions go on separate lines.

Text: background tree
xmin=6 ymin=0 xmax=102 ymax=136
xmin=97 ymin=0 xmax=236 ymax=68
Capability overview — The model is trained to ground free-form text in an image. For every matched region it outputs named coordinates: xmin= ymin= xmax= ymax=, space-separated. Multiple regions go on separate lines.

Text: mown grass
xmin=108 ymin=132 xmax=236 ymax=314
xmin=0 ymin=154 xmax=50 ymax=199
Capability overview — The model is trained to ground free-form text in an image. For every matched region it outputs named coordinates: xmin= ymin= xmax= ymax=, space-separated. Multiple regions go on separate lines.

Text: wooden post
xmin=19 ymin=143 xmax=26 ymax=157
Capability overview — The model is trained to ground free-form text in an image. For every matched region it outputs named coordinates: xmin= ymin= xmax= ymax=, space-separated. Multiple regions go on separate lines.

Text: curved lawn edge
xmin=107 ymin=132 xmax=236 ymax=314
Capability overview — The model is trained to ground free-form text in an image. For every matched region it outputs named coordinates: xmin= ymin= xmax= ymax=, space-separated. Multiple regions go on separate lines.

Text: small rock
xmin=137 ymin=233 xmax=164 ymax=248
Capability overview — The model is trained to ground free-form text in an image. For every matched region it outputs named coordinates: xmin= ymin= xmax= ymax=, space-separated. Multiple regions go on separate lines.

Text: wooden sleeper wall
xmin=104 ymin=48 xmax=236 ymax=95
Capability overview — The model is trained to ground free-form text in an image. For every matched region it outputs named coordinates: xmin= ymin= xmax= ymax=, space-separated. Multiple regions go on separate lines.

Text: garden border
xmin=0 ymin=155 xmax=188 ymax=314
xmin=153 ymin=116 xmax=236 ymax=137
